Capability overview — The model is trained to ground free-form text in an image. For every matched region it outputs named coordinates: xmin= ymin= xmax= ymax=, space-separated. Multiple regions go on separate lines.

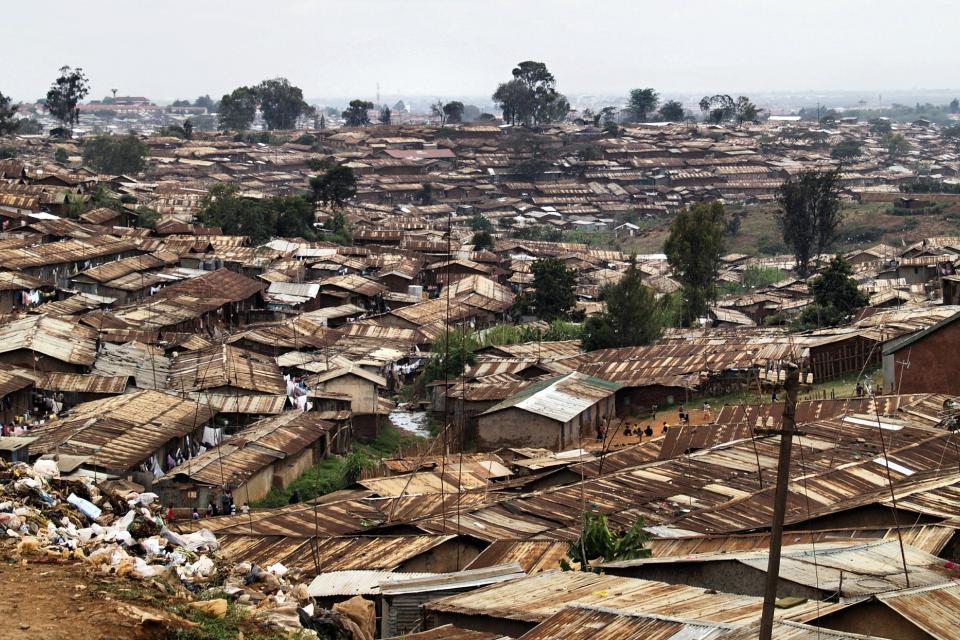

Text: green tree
xmin=796 ymin=255 xmax=868 ymax=328
xmin=46 ymin=66 xmax=90 ymax=127
xmin=950 ymin=98 xmax=960 ymax=114
xmin=566 ymin=511 xmax=651 ymax=572
xmin=469 ymin=211 xmax=494 ymax=233
xmin=218 ymin=86 xmax=258 ymax=131
xmin=775 ymin=168 xmax=843 ymax=276
xmin=582 ymin=262 xmax=668 ymax=351
xmin=664 ymin=201 xmax=727 ymax=326
xmin=269 ymin=195 xmax=316 ymax=239
xmin=421 ymin=328 xmax=478 ymax=385
xmin=734 ymin=96 xmax=761 ymax=126
xmin=471 ymin=230 xmax=494 ymax=251
xmin=416 ymin=182 xmax=433 ymax=204
xmin=626 ymin=88 xmax=659 ymax=122
xmin=699 ymin=94 xmax=735 ymax=124
xmin=831 ymin=138 xmax=863 ymax=160
xmin=135 ymin=205 xmax=161 ymax=229
xmin=884 ymin=132 xmax=910 ymax=160
xmin=159 ymin=123 xmax=186 ymax=138
xmin=309 ymin=164 xmax=357 ymax=207
xmin=82 ymin=134 xmax=148 ymax=174
xmin=53 ymin=148 xmax=69 ymax=164
xmin=942 ymin=124 xmax=960 ymax=153
xmin=319 ymin=209 xmax=352 ymax=245
xmin=379 ymin=105 xmax=391 ymax=125
xmin=256 ymin=78 xmax=310 ymax=130
xmin=342 ymin=99 xmax=374 ymax=126
xmin=658 ymin=100 xmax=685 ymax=122
xmin=194 ymin=94 xmax=217 ymax=111
xmin=492 ymin=61 xmax=568 ymax=126
xmin=531 ymin=257 xmax=577 ymax=321
xmin=171 ymin=99 xmax=190 ymax=107
xmin=443 ymin=101 xmax=465 ymax=124
xmin=199 ymin=184 xmax=275 ymax=244
xmin=869 ymin=118 xmax=892 ymax=137
xmin=0 ymin=92 xmax=19 ymax=135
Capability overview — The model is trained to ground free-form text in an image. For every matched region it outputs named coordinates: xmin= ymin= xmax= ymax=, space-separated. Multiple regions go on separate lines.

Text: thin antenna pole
xmin=759 ymin=364 xmax=800 ymax=640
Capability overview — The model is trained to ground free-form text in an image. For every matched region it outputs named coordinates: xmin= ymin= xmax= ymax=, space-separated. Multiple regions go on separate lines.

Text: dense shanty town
xmin=5 ymin=56 xmax=960 ymax=640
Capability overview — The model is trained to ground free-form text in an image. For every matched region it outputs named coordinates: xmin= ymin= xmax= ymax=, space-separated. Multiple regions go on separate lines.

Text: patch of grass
xmin=621 ymin=200 xmax=960 ymax=257
xmin=251 ymin=424 xmax=424 ymax=507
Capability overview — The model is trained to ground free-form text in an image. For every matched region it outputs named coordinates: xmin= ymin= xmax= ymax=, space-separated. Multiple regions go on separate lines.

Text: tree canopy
xmin=734 ymin=96 xmax=761 ymax=126
xmin=309 ymin=164 xmax=358 ymax=208
xmin=342 ymin=100 xmax=374 ymax=126
xmin=0 ymin=92 xmax=19 ymax=135
xmin=581 ymin=262 xmax=670 ymax=351
xmin=658 ymin=100 xmax=685 ymax=122
xmin=443 ymin=101 xmax=465 ymax=124
xmin=831 ymin=138 xmax=863 ymax=160
xmin=775 ymin=168 xmax=843 ymax=276
xmin=46 ymin=66 xmax=90 ymax=127
xmin=198 ymin=184 xmax=317 ymax=245
xmin=796 ymin=255 xmax=869 ymax=328
xmin=82 ymin=134 xmax=148 ymax=175
xmin=699 ymin=94 xmax=735 ymax=124
xmin=471 ymin=230 xmax=494 ymax=251
xmin=256 ymin=78 xmax=311 ymax=130
xmin=626 ymin=88 xmax=659 ymax=122
xmin=531 ymin=257 xmax=577 ymax=321
xmin=664 ymin=201 xmax=727 ymax=326
xmin=885 ymin=132 xmax=910 ymax=160
xmin=493 ymin=61 xmax=569 ymax=127
xmin=218 ymin=86 xmax=258 ymax=131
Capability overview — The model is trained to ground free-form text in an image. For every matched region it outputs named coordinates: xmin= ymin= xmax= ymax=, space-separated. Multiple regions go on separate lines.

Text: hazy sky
xmin=5 ymin=0 xmax=959 ymax=104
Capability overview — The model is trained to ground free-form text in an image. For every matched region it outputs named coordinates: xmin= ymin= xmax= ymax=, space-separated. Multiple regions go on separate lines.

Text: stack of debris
xmin=0 ymin=459 xmax=374 ymax=638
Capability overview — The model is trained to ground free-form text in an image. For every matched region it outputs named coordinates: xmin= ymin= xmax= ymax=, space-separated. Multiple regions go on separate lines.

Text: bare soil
xmin=0 ymin=545 xmax=183 ymax=640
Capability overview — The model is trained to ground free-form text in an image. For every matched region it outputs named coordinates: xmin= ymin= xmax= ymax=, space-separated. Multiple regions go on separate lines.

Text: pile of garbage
xmin=0 ymin=459 xmax=223 ymax=587
xmin=0 ymin=459 xmax=375 ymax=639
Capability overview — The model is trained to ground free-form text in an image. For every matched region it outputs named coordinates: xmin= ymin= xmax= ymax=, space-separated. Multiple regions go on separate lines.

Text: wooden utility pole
xmin=758 ymin=364 xmax=800 ymax=640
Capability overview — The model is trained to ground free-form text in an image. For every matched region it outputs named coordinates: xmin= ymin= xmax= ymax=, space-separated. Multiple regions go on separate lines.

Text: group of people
xmin=171 ymin=489 xmax=248 ymax=522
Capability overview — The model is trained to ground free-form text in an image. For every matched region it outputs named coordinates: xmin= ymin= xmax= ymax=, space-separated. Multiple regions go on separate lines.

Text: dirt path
xmin=0 ymin=549 xmax=178 ymax=640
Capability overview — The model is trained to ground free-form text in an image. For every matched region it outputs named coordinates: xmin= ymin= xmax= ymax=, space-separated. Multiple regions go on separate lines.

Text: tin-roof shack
xmin=476 ymin=372 xmax=620 ymax=451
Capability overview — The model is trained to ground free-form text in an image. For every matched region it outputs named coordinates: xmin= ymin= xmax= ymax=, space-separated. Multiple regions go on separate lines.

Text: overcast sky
xmin=5 ymin=0 xmax=959 ymax=104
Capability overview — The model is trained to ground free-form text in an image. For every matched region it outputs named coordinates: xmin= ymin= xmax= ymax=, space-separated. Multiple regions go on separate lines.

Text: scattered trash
xmin=0 ymin=458 xmax=370 ymax=638
xmin=188 ymin=598 xmax=229 ymax=618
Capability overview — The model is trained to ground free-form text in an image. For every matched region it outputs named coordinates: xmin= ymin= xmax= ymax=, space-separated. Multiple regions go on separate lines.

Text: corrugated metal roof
xmin=91 ymin=341 xmax=170 ymax=389
xmin=604 ymin=540 xmax=955 ymax=597
xmin=877 ymin=582 xmax=960 ymax=640
xmin=37 ymin=372 xmax=128 ymax=394
xmin=162 ymin=411 xmax=331 ymax=487
xmin=169 ymin=344 xmax=285 ymax=395
xmin=464 ymin=539 xmax=570 ymax=573
xmin=383 ymin=624 xmax=506 ymax=640
xmin=481 ymin=372 xmax=621 ymax=423
xmin=307 ymin=570 xmax=437 ymax=597
xmin=380 ymin=563 xmax=525 ymax=595
xmin=519 ymin=606 xmax=731 ymax=640
xmin=29 ymin=389 xmax=217 ymax=472
xmin=717 ymin=620 xmax=887 ymax=640
xmin=425 ymin=571 xmax=828 ymax=626
xmin=0 ymin=314 xmax=98 ymax=365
